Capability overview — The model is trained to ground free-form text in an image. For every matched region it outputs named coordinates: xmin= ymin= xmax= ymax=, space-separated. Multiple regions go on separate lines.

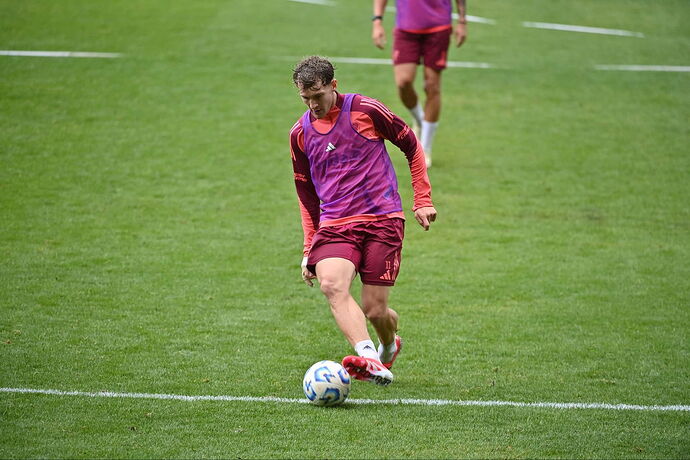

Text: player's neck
xmin=311 ymin=92 xmax=342 ymax=131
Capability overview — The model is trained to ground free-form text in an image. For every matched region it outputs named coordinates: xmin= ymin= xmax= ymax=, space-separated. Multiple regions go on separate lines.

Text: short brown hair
xmin=292 ymin=56 xmax=335 ymax=89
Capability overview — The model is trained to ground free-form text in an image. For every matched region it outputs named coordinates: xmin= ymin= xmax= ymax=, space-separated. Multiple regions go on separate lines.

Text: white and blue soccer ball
xmin=302 ymin=360 xmax=351 ymax=407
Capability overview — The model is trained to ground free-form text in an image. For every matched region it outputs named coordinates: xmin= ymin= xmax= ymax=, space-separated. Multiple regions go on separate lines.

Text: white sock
xmin=354 ymin=340 xmax=380 ymax=361
xmin=421 ymin=120 xmax=438 ymax=155
xmin=409 ymin=103 xmax=423 ymax=127
xmin=378 ymin=340 xmax=398 ymax=363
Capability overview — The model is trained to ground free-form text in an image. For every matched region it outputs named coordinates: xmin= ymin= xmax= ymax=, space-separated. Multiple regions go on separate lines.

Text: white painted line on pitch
xmin=286 ymin=56 xmax=495 ymax=69
xmin=445 ymin=61 xmax=494 ymax=69
xmin=594 ymin=64 xmax=690 ymax=72
xmin=1 ymin=387 xmax=305 ymax=404
xmin=0 ymin=50 xmax=122 ymax=58
xmin=2 ymin=387 xmax=689 ymax=412
xmin=454 ymin=13 xmax=496 ymax=25
xmin=288 ymin=0 xmax=335 ymax=6
xmin=329 ymin=56 xmax=494 ymax=69
xmin=522 ymin=22 xmax=644 ymax=38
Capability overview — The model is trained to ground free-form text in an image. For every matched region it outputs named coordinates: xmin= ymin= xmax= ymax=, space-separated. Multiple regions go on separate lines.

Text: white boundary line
xmin=522 ymin=21 xmax=644 ymax=38
xmin=2 ymin=387 xmax=689 ymax=412
xmin=595 ymin=64 xmax=690 ymax=72
xmin=446 ymin=61 xmax=494 ymax=69
xmin=288 ymin=0 xmax=335 ymax=5
xmin=280 ymin=56 xmax=495 ymax=69
xmin=0 ymin=50 xmax=122 ymax=58
xmin=454 ymin=13 xmax=496 ymax=25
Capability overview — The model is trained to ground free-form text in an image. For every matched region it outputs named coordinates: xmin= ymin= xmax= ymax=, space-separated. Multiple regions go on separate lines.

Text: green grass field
xmin=1 ymin=0 xmax=689 ymax=458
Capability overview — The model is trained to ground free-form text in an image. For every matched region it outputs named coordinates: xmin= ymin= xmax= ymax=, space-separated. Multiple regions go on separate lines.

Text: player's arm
xmin=355 ymin=96 xmax=437 ymax=230
xmin=393 ymin=132 xmax=437 ymax=230
xmin=372 ymin=0 xmax=387 ymax=49
xmin=290 ymin=122 xmax=320 ymax=285
xmin=454 ymin=0 xmax=467 ymax=47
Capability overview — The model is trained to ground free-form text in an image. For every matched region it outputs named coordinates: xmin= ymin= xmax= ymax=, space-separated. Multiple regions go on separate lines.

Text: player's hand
xmin=372 ymin=23 xmax=386 ymax=49
xmin=414 ymin=206 xmax=437 ymax=231
xmin=301 ymin=256 xmax=316 ymax=287
xmin=454 ymin=22 xmax=467 ymax=47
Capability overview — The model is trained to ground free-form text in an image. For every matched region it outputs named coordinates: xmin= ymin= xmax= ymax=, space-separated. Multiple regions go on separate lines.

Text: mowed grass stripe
xmin=3 ymin=387 xmax=689 ymax=412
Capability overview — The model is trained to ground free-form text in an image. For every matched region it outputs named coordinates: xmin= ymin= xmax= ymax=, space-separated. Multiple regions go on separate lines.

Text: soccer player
xmin=372 ymin=0 xmax=467 ymax=167
xmin=290 ymin=56 xmax=437 ymax=386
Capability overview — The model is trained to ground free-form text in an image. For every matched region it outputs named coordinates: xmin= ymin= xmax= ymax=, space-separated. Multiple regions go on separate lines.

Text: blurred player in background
xmin=372 ymin=0 xmax=467 ymax=167
xmin=290 ymin=56 xmax=437 ymax=386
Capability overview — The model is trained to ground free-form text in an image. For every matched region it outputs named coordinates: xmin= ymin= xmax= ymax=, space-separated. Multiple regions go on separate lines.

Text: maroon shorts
xmin=393 ymin=27 xmax=452 ymax=71
xmin=307 ymin=218 xmax=405 ymax=286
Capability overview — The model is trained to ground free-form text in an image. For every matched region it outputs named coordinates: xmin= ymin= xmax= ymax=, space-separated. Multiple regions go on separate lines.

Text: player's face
xmin=299 ymin=79 xmax=338 ymax=119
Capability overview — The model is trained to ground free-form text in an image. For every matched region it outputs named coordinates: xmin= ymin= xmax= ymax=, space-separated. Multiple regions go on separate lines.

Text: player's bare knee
xmin=424 ymin=81 xmax=440 ymax=98
xmin=318 ymin=276 xmax=348 ymax=301
xmin=362 ymin=301 xmax=388 ymax=322
xmin=396 ymin=78 xmax=415 ymax=91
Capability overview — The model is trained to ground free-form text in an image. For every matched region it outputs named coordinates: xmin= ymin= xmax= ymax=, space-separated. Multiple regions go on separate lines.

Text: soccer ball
xmin=302 ymin=360 xmax=351 ymax=407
